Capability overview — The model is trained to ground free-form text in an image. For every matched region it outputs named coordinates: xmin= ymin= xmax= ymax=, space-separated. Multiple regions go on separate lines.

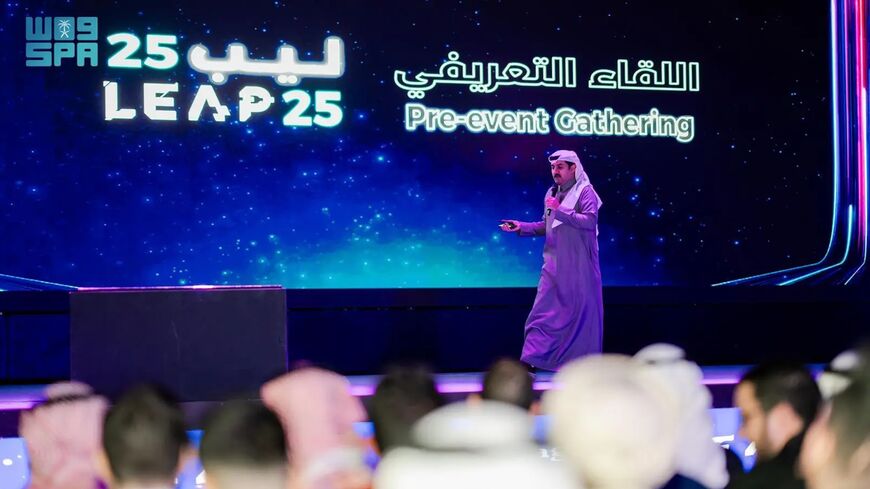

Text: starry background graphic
xmin=0 ymin=0 xmax=834 ymax=287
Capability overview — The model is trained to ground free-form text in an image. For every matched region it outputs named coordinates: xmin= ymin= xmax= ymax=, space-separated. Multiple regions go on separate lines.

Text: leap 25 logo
xmin=25 ymin=16 xmax=345 ymax=128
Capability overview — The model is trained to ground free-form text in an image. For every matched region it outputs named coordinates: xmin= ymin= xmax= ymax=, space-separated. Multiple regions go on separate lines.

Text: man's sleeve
xmin=518 ymin=220 xmax=546 ymax=236
xmin=552 ymin=187 xmax=598 ymax=230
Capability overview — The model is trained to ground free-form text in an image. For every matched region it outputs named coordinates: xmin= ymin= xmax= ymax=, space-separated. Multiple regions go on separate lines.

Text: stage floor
xmin=0 ymin=365 xmax=747 ymax=414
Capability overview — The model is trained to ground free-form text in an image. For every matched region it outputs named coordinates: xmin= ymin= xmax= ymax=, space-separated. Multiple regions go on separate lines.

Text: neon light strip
xmin=0 ymin=401 xmax=37 ymax=411
xmin=825 ymin=0 xmax=843 ymax=263
xmin=854 ymin=86 xmax=867 ymax=280
xmin=787 ymin=0 xmax=867 ymax=286
xmin=712 ymin=0 xmax=844 ymax=286
xmin=845 ymin=0 xmax=869 ymax=283
xmin=76 ymin=285 xmax=279 ymax=291
xmin=857 ymin=0 xmax=867 ymax=281
xmin=0 ymin=273 xmax=76 ymax=289
xmin=857 ymin=0 xmax=866 ymax=256
xmin=780 ymin=205 xmax=854 ymax=285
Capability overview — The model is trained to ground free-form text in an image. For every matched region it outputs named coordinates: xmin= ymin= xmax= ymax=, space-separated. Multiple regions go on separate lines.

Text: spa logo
xmin=25 ymin=16 xmax=99 ymax=67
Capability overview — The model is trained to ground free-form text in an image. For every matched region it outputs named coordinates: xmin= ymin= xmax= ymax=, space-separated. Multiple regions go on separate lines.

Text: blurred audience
xmin=16 ymin=341 xmax=870 ymax=489
xmin=200 ymin=401 xmax=288 ymax=489
xmin=100 ymin=384 xmax=191 ymax=489
xmin=634 ymin=344 xmax=729 ymax=489
xmin=801 ymin=344 xmax=870 ymax=489
xmin=545 ymin=354 xmax=682 ymax=489
xmin=262 ymin=367 xmax=371 ymax=489
xmin=19 ymin=381 xmax=108 ymax=489
xmin=367 ymin=365 xmax=445 ymax=455
xmin=728 ymin=363 xmax=821 ymax=489
xmin=475 ymin=358 xmax=538 ymax=413
xmin=375 ymin=400 xmax=575 ymax=489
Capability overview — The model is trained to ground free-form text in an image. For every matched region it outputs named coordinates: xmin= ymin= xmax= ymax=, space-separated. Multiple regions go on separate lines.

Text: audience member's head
xmin=480 ymin=358 xmax=536 ymax=412
xmin=735 ymin=362 xmax=821 ymax=461
xmin=374 ymin=401 xmax=575 ymax=489
xmin=200 ymin=401 xmax=288 ymax=489
xmin=801 ymin=344 xmax=870 ymax=489
xmin=368 ymin=365 xmax=445 ymax=454
xmin=634 ymin=344 xmax=729 ymax=489
xmin=545 ymin=354 xmax=681 ymax=489
xmin=261 ymin=367 xmax=370 ymax=489
xmin=19 ymin=382 xmax=108 ymax=489
xmin=101 ymin=384 xmax=189 ymax=489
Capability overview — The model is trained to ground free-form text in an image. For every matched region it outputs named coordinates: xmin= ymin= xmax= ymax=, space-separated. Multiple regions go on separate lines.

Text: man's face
xmin=735 ymin=382 xmax=774 ymax=459
xmin=551 ymin=160 xmax=575 ymax=185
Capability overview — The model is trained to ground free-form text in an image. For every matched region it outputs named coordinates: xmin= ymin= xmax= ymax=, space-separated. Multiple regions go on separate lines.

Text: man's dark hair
xmin=828 ymin=343 xmax=870 ymax=462
xmin=102 ymin=384 xmax=188 ymax=484
xmin=482 ymin=358 xmax=535 ymax=410
xmin=200 ymin=401 xmax=287 ymax=470
xmin=368 ymin=365 xmax=445 ymax=453
xmin=740 ymin=362 xmax=821 ymax=427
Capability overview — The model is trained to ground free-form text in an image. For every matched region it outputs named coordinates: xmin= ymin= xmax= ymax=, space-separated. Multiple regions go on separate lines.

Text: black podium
xmin=70 ymin=286 xmax=287 ymax=401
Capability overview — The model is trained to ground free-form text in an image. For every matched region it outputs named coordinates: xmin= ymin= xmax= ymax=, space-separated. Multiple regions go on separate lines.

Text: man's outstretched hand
xmin=500 ymin=220 xmax=521 ymax=232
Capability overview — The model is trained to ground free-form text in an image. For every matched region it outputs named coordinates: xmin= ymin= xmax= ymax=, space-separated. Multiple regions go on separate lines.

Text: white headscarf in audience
xmin=634 ymin=343 xmax=729 ymax=489
xmin=818 ymin=349 xmax=860 ymax=400
xmin=19 ymin=382 xmax=108 ymax=489
xmin=261 ymin=367 xmax=371 ymax=489
xmin=375 ymin=400 xmax=576 ymax=489
xmin=545 ymin=354 xmax=681 ymax=489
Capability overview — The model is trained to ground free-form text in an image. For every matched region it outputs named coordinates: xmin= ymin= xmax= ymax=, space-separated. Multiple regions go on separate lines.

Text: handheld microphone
xmin=546 ymin=185 xmax=558 ymax=216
